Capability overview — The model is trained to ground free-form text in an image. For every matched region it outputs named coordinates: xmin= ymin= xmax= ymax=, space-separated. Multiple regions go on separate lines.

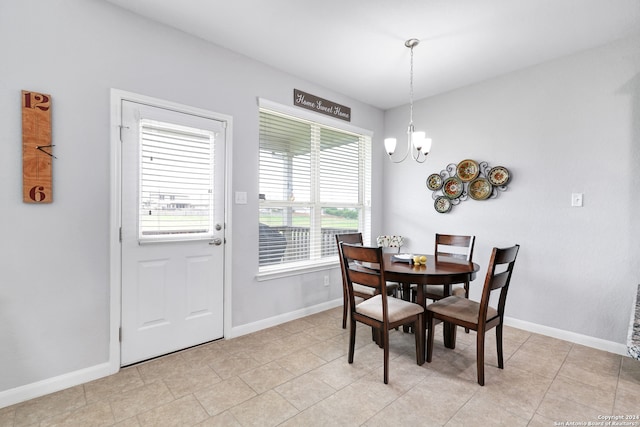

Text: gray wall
xmin=0 ymin=0 xmax=384 ymax=397
xmin=2 ymin=0 xmax=639 ymax=406
xmin=383 ymin=35 xmax=640 ymax=344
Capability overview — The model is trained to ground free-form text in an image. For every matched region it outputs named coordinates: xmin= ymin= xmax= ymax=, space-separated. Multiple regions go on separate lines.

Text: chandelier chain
xmin=409 ymin=44 xmax=414 ymax=127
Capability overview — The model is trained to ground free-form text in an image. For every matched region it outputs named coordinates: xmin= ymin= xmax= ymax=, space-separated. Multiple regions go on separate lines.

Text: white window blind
xmin=258 ymin=107 xmax=371 ymax=272
xmin=139 ymin=119 xmax=215 ymax=242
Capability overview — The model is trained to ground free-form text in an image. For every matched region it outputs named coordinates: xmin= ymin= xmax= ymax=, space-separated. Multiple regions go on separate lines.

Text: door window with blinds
xmin=138 ymin=119 xmax=215 ymax=242
xmin=259 ymin=107 xmax=371 ymax=272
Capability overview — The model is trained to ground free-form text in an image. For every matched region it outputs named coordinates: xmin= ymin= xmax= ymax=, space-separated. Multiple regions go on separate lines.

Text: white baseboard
xmin=2 ymin=305 xmax=629 ymax=410
xmin=504 ymin=316 xmax=628 ymax=356
xmin=228 ymin=307 xmax=629 ymax=356
xmin=0 ymin=361 xmax=118 ymax=409
xmin=228 ymin=299 xmax=343 ymax=338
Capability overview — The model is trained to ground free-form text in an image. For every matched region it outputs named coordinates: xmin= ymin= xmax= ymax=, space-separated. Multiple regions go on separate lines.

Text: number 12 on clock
xmin=22 ymin=90 xmax=53 ymax=203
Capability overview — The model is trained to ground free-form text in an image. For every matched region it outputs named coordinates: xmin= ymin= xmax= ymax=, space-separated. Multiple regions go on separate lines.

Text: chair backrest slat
xmin=489 ymin=270 xmax=511 ymax=291
xmin=435 ymin=234 xmax=475 ymax=261
xmin=336 ymin=233 xmax=363 ymax=246
xmin=346 ymin=268 xmax=382 ymax=290
xmin=493 ymin=245 xmax=519 ymax=264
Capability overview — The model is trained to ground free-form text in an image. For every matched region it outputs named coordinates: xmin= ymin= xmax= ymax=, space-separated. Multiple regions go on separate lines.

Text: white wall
xmin=0 ymin=0 xmax=385 ymax=402
xmin=383 ymin=35 xmax=640 ymax=346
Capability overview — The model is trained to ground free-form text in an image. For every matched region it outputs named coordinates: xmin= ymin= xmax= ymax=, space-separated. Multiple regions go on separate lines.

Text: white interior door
xmin=120 ymin=100 xmax=225 ymax=366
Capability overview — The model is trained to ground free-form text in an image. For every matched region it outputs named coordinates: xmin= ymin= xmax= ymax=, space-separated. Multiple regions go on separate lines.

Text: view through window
xmin=258 ymin=107 xmax=371 ymax=271
xmin=138 ymin=119 xmax=215 ymax=242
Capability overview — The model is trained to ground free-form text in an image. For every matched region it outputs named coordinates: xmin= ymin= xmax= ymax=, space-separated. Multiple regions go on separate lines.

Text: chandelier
xmin=384 ymin=38 xmax=432 ymax=163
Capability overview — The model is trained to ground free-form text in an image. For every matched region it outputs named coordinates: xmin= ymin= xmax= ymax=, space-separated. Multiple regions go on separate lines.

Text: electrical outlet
xmin=323 ymin=276 xmax=330 ymax=287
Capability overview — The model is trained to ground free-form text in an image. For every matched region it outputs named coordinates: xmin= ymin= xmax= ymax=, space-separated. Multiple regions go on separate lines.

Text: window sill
xmin=256 ymin=259 xmax=340 ymax=282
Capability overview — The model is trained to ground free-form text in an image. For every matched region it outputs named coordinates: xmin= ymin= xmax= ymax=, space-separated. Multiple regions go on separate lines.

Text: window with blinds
xmin=258 ymin=108 xmax=371 ymax=271
xmin=138 ymin=119 xmax=215 ymax=242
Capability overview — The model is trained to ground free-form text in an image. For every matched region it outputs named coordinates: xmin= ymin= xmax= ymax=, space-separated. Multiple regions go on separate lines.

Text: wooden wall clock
xmin=22 ymin=90 xmax=54 ymax=203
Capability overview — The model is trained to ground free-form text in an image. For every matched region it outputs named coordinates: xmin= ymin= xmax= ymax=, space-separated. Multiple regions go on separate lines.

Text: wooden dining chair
xmin=335 ymin=233 xmax=365 ymax=329
xmin=424 ymin=234 xmax=476 ymax=301
xmin=336 ymin=233 xmax=400 ymax=329
xmin=341 ymin=242 xmax=425 ymax=384
xmin=426 ymin=244 xmax=520 ymax=386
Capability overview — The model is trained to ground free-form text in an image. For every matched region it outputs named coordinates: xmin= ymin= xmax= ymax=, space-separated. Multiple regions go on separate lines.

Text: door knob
xmin=210 ymin=238 xmax=223 ymax=246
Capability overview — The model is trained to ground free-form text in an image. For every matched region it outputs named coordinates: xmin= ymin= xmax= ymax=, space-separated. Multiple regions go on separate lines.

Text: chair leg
xmin=372 ymin=328 xmax=383 ymax=347
xmin=464 ymin=281 xmax=470 ymax=333
xmin=443 ymin=322 xmax=457 ymax=349
xmin=426 ymin=313 xmax=435 ymax=363
xmin=401 ymin=283 xmax=412 ymax=333
xmin=383 ymin=328 xmax=389 ymax=384
xmin=414 ymin=313 xmax=425 ymax=365
xmin=342 ymin=286 xmax=348 ymax=329
xmin=348 ymin=318 xmax=356 ymax=364
xmin=476 ymin=329 xmax=485 ymax=386
xmin=496 ymin=323 xmax=504 ymax=369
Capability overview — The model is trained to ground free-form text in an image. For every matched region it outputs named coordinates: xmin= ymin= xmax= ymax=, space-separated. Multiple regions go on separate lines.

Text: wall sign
xmin=293 ymin=89 xmax=351 ymax=122
xmin=22 ymin=90 xmax=54 ymax=203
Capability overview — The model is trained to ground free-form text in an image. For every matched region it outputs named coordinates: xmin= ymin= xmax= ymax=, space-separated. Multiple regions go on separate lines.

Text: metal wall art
xmin=426 ymin=159 xmax=511 ymax=213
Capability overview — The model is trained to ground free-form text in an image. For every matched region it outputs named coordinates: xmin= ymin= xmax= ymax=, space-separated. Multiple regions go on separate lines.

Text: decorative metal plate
xmin=468 ymin=177 xmax=492 ymax=200
xmin=426 ymin=173 xmax=443 ymax=191
xmin=434 ymin=196 xmax=452 ymax=213
xmin=443 ymin=177 xmax=463 ymax=199
xmin=488 ymin=166 xmax=510 ymax=186
xmin=456 ymin=159 xmax=479 ymax=182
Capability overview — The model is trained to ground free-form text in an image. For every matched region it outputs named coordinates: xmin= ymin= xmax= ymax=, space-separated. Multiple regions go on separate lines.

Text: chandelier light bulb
xmin=384 ymin=138 xmax=397 ymax=155
xmin=411 ymin=131 xmax=426 ymax=150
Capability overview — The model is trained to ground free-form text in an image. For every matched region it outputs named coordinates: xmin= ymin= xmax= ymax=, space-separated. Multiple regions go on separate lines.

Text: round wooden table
xmin=382 ymin=253 xmax=480 ymax=348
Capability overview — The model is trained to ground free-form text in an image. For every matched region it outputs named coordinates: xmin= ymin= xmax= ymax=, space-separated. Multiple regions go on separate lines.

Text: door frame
xmin=109 ymin=89 xmax=233 ymax=371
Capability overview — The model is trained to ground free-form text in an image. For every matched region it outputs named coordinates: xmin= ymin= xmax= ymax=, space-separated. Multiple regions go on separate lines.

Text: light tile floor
xmin=2 ymin=306 xmax=640 ymax=426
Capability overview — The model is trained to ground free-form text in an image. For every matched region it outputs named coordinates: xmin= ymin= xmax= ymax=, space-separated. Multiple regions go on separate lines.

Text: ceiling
xmin=104 ymin=0 xmax=640 ymax=110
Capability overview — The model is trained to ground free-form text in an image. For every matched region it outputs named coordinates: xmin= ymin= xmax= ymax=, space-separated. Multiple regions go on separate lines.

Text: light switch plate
xmin=571 ymin=193 xmax=583 ymax=207
xmin=235 ymin=191 xmax=247 ymax=204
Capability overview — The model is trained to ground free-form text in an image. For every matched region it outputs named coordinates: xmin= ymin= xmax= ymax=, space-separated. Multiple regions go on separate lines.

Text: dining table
xmin=381 ymin=253 xmax=480 ymax=349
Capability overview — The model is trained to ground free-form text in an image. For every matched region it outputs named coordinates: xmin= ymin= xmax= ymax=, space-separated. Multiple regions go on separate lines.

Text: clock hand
xmin=36 ymin=145 xmax=57 ymax=159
